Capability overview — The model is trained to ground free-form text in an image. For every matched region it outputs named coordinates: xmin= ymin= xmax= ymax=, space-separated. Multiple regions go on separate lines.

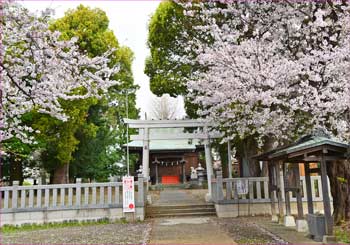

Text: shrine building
xmin=126 ymin=128 xmax=204 ymax=185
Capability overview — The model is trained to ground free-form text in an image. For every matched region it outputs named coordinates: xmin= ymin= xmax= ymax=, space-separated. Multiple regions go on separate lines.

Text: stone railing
xmin=211 ymin=171 xmax=329 ymax=204
xmin=211 ymin=171 xmax=331 ymax=217
xmin=0 ymin=175 xmax=147 ymax=226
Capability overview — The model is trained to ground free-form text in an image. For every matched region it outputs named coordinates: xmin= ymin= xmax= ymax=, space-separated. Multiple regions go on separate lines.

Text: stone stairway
xmin=146 ymin=204 xmax=216 ymax=218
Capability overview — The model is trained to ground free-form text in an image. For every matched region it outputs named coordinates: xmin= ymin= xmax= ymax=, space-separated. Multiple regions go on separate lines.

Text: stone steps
xmin=147 ymin=204 xmax=216 ymax=218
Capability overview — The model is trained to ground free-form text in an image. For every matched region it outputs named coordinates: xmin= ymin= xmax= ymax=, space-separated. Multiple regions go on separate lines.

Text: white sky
xmin=19 ymin=0 xmax=186 ymax=119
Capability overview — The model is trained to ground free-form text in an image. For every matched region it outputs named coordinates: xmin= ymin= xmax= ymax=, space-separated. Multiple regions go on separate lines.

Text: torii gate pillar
xmin=142 ymin=128 xmax=150 ymax=180
xmin=204 ymin=139 xmax=214 ymax=200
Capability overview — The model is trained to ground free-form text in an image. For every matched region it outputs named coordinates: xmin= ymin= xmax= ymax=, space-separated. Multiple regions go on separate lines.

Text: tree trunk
xmin=53 ymin=163 xmax=69 ymax=184
xmin=9 ymin=157 xmax=23 ymax=185
xmin=218 ymin=143 xmax=228 ymax=178
xmin=239 ymin=136 xmax=260 ymax=177
xmin=261 ymin=136 xmax=277 ymax=177
xmin=327 ymin=160 xmax=350 ymax=224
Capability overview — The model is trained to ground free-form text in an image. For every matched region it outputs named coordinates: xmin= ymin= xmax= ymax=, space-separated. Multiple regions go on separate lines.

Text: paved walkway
xmin=149 ymin=189 xmax=320 ymax=244
xmin=149 ymin=217 xmax=236 ymax=244
xmin=152 ymin=189 xmax=206 ymax=205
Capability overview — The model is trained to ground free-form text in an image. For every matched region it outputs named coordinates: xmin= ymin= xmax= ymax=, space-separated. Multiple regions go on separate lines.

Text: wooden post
xmin=275 ymin=162 xmax=284 ymax=221
xmin=320 ymin=155 xmax=333 ymax=235
xmin=304 ymin=163 xmax=314 ymax=214
xmin=268 ymin=164 xmax=277 ymax=221
xmin=294 ymin=164 xmax=308 ymax=232
xmin=294 ymin=165 xmax=304 ymax=219
xmin=283 ymin=163 xmax=291 ymax=216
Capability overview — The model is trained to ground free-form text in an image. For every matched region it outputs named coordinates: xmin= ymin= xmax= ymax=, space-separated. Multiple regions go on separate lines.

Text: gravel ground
xmin=1 ymin=222 xmax=152 ymax=245
xmin=215 ymin=217 xmax=289 ymax=244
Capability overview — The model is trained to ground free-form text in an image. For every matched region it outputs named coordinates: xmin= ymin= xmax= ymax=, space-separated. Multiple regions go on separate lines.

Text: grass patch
xmin=335 ymin=222 xmax=350 ymax=244
xmin=0 ymin=218 xmax=125 ymax=234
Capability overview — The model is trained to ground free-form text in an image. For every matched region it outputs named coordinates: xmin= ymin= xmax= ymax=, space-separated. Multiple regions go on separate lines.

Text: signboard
xmin=122 ymin=176 xmax=135 ymax=213
xmin=236 ymin=179 xmax=249 ymax=195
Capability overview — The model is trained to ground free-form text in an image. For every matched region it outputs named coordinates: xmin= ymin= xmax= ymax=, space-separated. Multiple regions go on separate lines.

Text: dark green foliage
xmin=50 ymin=5 xmax=139 ymax=182
xmin=145 ymin=1 xmax=189 ymax=97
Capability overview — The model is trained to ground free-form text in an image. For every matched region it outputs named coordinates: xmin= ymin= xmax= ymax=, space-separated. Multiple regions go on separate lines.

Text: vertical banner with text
xmin=122 ymin=176 xmax=135 ymax=213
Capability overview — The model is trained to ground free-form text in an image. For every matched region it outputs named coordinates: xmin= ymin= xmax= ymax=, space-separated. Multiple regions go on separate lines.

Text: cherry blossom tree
xmin=180 ymin=1 xmax=350 ymax=222
xmin=181 ymin=1 xmax=350 ymax=143
xmin=0 ymin=2 xmax=118 ymax=144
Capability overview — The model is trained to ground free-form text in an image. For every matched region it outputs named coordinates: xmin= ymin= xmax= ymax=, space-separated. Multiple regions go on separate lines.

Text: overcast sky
xmin=19 ymin=0 xmax=186 ymax=119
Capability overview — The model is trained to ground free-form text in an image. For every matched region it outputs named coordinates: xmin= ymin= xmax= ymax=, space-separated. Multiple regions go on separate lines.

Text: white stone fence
xmin=212 ymin=175 xmax=328 ymax=203
xmin=212 ymin=171 xmax=331 ymax=217
xmin=0 ymin=175 xmax=147 ymax=226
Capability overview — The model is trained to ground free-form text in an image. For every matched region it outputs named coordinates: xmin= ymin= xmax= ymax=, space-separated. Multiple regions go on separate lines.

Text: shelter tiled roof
xmin=271 ymin=136 xmax=348 ymax=158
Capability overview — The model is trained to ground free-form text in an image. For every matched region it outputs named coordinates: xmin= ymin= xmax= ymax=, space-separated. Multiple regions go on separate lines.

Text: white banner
xmin=123 ymin=176 xmax=135 ymax=213
xmin=236 ymin=179 xmax=249 ymax=195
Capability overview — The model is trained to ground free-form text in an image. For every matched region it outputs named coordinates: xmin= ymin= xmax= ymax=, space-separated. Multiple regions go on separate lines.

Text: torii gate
xmin=124 ymin=119 xmax=222 ymax=197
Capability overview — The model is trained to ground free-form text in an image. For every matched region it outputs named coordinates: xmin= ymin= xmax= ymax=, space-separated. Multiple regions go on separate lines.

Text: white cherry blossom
xmin=180 ymin=1 xmax=350 ymax=145
xmin=0 ymin=2 xmax=119 ymax=143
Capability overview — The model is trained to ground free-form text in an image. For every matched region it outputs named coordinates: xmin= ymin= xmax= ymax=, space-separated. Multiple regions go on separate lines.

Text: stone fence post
xmin=12 ymin=181 xmax=19 ymax=209
xmin=138 ymin=174 xmax=144 ymax=206
xmin=216 ymin=170 xmax=224 ymax=202
xmin=76 ymin=178 xmax=82 ymax=207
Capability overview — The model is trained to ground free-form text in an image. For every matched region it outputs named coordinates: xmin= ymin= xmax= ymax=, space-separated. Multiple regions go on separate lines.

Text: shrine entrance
xmin=124 ymin=119 xmax=221 ymax=198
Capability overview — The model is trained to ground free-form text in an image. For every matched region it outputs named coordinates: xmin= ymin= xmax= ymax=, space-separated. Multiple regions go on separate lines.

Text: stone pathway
xmin=153 ymin=189 xmax=206 ymax=205
xmin=149 ymin=217 xmax=236 ymax=244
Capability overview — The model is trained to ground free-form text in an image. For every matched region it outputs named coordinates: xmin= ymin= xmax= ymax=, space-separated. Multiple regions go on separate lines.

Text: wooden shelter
xmin=255 ymin=132 xmax=349 ymax=241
